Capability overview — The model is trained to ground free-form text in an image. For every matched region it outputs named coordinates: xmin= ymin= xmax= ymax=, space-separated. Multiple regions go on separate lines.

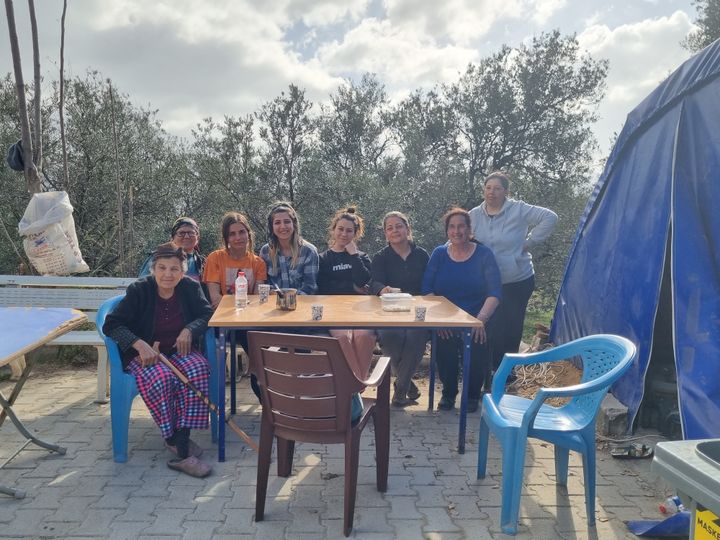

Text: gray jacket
xmin=469 ymin=198 xmax=558 ymax=285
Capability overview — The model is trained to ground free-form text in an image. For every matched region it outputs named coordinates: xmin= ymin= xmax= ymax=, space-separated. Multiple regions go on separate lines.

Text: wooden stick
xmin=157 ymin=353 xmax=259 ymax=452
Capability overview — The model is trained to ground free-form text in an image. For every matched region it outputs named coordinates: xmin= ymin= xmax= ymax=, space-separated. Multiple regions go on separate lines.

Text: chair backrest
xmin=564 ymin=335 xmax=636 ymax=423
xmin=96 ymin=295 xmax=125 ymax=339
xmin=96 ymin=295 xmax=126 ymax=373
xmin=248 ymin=331 xmax=366 ymax=436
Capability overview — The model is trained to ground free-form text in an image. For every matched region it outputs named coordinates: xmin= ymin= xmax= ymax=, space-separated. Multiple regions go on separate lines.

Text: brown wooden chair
xmin=247 ymin=331 xmax=391 ymax=537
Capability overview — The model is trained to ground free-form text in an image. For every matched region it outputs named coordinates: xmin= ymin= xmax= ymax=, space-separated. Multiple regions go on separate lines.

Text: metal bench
xmin=0 ymin=275 xmax=135 ymax=402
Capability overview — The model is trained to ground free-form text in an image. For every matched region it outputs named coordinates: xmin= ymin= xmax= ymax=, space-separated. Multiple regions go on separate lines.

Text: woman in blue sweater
xmin=422 ymin=208 xmax=502 ymax=412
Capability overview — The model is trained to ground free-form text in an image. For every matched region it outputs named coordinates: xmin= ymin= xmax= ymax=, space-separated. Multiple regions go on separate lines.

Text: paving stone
xmin=0 ymin=368 xmax=675 ymax=540
xmin=109 ymin=521 xmax=153 ymax=540
xmin=418 ymin=506 xmax=462 ymax=533
xmin=388 ymin=518 xmax=426 ymax=540
xmin=69 ymin=508 xmax=124 ymax=536
xmin=287 ymin=506 xmax=326 ymax=533
xmin=387 ymin=495 xmax=423 ymax=519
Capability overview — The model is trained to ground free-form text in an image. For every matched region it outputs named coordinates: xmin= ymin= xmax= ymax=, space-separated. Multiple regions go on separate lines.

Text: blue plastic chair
xmin=476 ymin=334 xmax=636 ymax=535
xmin=96 ymin=295 xmax=218 ymax=463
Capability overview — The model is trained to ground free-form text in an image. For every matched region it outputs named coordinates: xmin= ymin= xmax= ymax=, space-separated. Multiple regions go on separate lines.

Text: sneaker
xmin=467 ymin=399 xmax=480 ymax=413
xmin=167 ymin=455 xmax=212 ymax=478
xmin=165 ymin=439 xmax=203 ymax=458
xmin=407 ymin=381 xmax=421 ymax=401
xmin=437 ymin=396 xmax=455 ymax=411
xmin=392 ymin=393 xmax=415 ymax=407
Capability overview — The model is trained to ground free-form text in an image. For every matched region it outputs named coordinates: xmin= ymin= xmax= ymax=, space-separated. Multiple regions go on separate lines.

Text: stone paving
xmin=1 ymin=366 xmax=672 ymax=539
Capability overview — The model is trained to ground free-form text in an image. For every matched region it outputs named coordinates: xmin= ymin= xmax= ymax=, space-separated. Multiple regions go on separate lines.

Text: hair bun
xmin=346 ymin=206 xmax=356 ymax=214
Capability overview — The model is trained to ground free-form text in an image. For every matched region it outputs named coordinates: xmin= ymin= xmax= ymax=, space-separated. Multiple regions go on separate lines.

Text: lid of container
xmin=380 ymin=293 xmax=412 ymax=300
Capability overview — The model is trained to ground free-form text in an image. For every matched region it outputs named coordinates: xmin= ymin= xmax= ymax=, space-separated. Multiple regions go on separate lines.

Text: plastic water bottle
xmin=659 ymin=495 xmax=685 ymax=514
xmin=234 ymin=271 xmax=248 ymax=309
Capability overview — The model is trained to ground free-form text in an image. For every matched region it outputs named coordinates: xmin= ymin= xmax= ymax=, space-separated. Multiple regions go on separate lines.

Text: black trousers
xmin=435 ymin=332 xmax=490 ymax=402
xmin=489 ymin=274 xmax=535 ymax=370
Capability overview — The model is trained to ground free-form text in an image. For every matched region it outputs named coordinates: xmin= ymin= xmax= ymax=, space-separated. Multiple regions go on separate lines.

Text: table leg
xmin=458 ymin=329 xmax=471 ymax=454
xmin=230 ymin=331 xmax=237 ymax=415
xmin=218 ymin=329 xmax=227 ymax=462
xmin=0 ymin=351 xmax=37 ymax=428
xmin=0 ymin=387 xmax=66 ymax=499
xmin=428 ymin=330 xmax=437 ymax=411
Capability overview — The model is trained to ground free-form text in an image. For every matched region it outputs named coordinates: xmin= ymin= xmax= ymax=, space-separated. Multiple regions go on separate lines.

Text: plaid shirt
xmin=260 ymin=240 xmax=319 ymax=295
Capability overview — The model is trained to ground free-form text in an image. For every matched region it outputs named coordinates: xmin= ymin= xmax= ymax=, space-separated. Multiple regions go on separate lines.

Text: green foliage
xmin=683 ymin=0 xmax=720 ymax=52
xmin=0 ymin=31 xmax=607 ymax=304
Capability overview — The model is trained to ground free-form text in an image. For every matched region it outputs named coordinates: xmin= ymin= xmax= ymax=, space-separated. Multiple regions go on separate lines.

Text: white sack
xmin=18 ymin=191 xmax=89 ymax=275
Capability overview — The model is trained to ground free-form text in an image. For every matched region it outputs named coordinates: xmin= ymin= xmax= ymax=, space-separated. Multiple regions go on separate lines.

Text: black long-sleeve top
xmin=370 ymin=243 xmax=430 ymax=296
xmin=317 ymin=249 xmax=372 ymax=295
xmin=102 ymin=276 xmax=214 ymax=369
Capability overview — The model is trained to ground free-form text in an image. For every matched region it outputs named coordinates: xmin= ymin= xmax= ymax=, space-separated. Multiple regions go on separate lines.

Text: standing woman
xmin=202 ymin=212 xmax=267 ymax=309
xmin=139 ymin=217 xmax=205 ymax=280
xmin=370 ymin=211 xmax=429 ymax=407
xmin=103 ymin=243 xmax=214 ymax=477
xmin=422 ymin=208 xmax=502 ymax=412
xmin=260 ymin=202 xmax=319 ymax=295
xmin=469 ymin=171 xmax=557 ymax=372
xmin=318 ymin=207 xmax=376 ymax=379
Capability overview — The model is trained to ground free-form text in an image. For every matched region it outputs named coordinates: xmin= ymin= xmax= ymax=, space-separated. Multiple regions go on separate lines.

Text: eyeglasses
xmin=175 ymin=231 xmax=198 ymax=238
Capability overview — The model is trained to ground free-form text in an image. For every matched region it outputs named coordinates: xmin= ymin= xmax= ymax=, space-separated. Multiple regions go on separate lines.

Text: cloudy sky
xmin=1 ymin=0 xmax=697 ymax=160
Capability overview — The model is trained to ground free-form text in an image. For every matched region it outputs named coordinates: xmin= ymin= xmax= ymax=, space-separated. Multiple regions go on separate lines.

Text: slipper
xmin=165 ymin=439 xmax=203 ymax=458
xmin=610 ymin=443 xmax=653 ymax=459
xmin=167 ymin=456 xmax=212 ymax=478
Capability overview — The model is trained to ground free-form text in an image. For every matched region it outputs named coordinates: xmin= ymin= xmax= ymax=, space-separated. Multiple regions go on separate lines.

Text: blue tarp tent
xmin=551 ymin=40 xmax=720 ymax=440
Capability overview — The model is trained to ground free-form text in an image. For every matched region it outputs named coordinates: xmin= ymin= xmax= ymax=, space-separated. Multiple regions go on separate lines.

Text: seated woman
xmin=202 ymin=212 xmax=267 ymax=309
xmin=370 ymin=211 xmax=430 ymax=406
xmin=421 ymin=208 xmax=502 ymax=413
xmin=103 ymin=242 xmax=215 ymax=477
xmin=259 ymin=202 xmax=319 ymax=295
xmin=139 ymin=217 xmax=205 ymax=281
xmin=318 ymin=206 xmax=376 ymax=379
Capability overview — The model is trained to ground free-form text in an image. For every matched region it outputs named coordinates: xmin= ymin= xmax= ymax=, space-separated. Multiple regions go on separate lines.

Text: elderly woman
xmin=318 ymin=206 xmax=376 ymax=379
xmin=370 ymin=211 xmax=430 ymax=407
xmin=422 ymin=208 xmax=501 ymax=412
xmin=469 ymin=171 xmax=557 ymax=372
xmin=259 ymin=202 xmax=319 ymax=295
xmin=103 ymin=242 xmax=214 ymax=477
xmin=203 ymin=212 xmax=267 ymax=309
xmin=139 ymin=217 xmax=205 ymax=280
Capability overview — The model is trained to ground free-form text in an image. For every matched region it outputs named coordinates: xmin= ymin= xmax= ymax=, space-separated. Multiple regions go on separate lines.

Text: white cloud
xmin=383 ymin=0 xmax=523 ymax=45
xmin=578 ymin=10 xmax=694 ymax=152
xmin=288 ymin=0 xmax=371 ymax=27
xmin=532 ymin=0 xmax=567 ymax=24
xmin=316 ymin=18 xmax=478 ymax=87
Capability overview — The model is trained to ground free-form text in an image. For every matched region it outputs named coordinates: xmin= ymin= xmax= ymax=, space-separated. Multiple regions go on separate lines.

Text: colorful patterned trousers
xmin=128 ymin=351 xmax=210 ymax=439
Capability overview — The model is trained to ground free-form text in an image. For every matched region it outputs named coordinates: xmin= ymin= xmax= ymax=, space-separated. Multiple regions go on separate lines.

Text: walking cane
xmin=157 ymin=353 xmax=259 ymax=452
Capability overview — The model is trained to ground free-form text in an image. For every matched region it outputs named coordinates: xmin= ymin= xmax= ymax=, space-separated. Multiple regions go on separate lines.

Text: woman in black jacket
xmin=103 ymin=242 xmax=214 ymax=478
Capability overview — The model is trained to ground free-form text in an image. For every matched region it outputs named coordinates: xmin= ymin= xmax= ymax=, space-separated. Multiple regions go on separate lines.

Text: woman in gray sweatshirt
xmin=468 ymin=171 xmax=558 ymax=375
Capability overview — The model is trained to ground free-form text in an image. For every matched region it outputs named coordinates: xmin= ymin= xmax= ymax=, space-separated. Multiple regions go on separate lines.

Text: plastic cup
xmin=311 ymin=304 xmax=324 ymax=321
xmin=258 ymin=284 xmax=271 ymax=304
xmin=414 ymin=305 xmax=427 ymax=322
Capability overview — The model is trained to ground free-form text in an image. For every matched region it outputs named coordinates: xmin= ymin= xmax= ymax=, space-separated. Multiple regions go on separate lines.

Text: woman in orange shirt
xmin=202 ymin=212 xmax=267 ymax=309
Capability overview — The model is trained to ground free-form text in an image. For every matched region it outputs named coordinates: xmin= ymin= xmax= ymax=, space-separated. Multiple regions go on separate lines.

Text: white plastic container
xmin=380 ymin=292 xmax=413 ymax=312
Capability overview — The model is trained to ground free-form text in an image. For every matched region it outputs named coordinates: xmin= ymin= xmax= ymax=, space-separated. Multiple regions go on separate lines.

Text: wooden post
xmin=4 ymin=0 xmax=41 ymax=193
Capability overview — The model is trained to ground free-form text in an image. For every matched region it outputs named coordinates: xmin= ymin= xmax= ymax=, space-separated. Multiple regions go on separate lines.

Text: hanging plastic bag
xmin=18 ymin=191 xmax=89 ymax=275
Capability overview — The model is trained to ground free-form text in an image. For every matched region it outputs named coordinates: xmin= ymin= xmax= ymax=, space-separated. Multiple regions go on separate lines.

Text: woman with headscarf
xmin=138 ymin=217 xmax=205 ymax=281
xmin=104 ymin=242 xmax=214 ymax=477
